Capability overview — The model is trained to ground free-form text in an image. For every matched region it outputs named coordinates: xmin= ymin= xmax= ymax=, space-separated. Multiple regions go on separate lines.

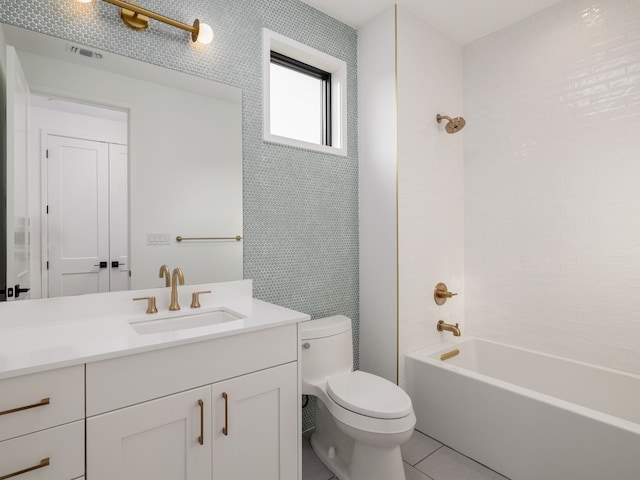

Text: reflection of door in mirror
xmin=32 ymin=97 xmax=128 ymax=298
xmin=45 ymin=133 xmax=128 ymax=297
xmin=4 ymin=46 xmax=31 ymax=302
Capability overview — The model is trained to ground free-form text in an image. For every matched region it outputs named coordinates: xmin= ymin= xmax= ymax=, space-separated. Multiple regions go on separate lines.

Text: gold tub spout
xmin=437 ymin=320 xmax=461 ymax=337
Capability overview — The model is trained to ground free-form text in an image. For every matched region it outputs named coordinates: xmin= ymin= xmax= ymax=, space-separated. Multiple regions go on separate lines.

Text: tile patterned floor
xmin=302 ymin=429 xmax=510 ymax=480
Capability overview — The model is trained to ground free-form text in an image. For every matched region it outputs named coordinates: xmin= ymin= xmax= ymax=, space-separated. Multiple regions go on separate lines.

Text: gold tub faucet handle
xmin=434 ymin=282 xmax=458 ymax=305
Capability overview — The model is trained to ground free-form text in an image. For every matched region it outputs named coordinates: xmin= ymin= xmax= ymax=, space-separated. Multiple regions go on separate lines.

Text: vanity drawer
xmin=0 ymin=365 xmax=84 ymax=442
xmin=86 ymin=324 xmax=297 ymax=415
xmin=0 ymin=420 xmax=84 ymax=480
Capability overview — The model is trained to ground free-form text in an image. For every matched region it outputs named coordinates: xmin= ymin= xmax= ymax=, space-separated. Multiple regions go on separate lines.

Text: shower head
xmin=437 ymin=114 xmax=466 ymax=134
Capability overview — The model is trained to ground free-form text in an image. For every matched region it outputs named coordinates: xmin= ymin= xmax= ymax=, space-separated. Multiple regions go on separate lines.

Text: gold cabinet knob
xmin=190 ymin=290 xmax=212 ymax=309
xmin=434 ymin=282 xmax=458 ymax=305
xmin=133 ymin=296 xmax=158 ymax=314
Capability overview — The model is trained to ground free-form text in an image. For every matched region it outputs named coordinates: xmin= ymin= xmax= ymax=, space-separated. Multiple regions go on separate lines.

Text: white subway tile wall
xmin=464 ymin=0 xmax=640 ymax=373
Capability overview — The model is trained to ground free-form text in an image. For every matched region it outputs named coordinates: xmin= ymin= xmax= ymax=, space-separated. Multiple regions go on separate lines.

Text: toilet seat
xmin=327 ymin=371 xmax=413 ymax=419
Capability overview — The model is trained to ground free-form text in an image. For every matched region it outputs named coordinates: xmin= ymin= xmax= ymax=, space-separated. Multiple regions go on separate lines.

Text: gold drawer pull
xmin=0 ymin=397 xmax=50 ymax=416
xmin=197 ymin=399 xmax=204 ymax=445
xmin=222 ymin=392 xmax=229 ymax=436
xmin=1 ymin=457 xmax=50 ymax=479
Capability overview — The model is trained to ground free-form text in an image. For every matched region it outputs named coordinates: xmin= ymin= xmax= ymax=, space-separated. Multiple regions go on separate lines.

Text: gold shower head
xmin=437 ymin=114 xmax=466 ymax=134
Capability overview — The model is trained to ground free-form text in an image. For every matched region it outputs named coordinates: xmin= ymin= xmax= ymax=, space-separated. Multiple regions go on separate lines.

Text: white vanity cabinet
xmin=87 ymin=386 xmax=212 ymax=480
xmin=85 ymin=324 xmax=299 ymax=480
xmin=210 ymin=362 xmax=297 ymax=480
xmin=0 ymin=366 xmax=85 ymax=480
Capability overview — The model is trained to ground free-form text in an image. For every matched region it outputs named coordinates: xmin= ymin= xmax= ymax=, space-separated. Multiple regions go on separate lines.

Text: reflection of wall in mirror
xmin=16 ymin=49 xmax=243 ymax=291
xmin=0 ymin=29 xmax=6 ymax=300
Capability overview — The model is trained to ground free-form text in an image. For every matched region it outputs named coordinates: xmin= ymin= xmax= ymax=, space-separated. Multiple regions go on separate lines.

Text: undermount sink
xmin=129 ymin=308 xmax=244 ymax=335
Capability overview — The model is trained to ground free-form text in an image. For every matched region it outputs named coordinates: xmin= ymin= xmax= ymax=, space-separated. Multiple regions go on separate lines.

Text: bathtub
xmin=405 ymin=338 xmax=640 ymax=480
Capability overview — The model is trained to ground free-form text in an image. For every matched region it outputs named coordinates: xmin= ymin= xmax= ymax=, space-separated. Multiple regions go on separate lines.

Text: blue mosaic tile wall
xmin=1 ymin=0 xmax=359 ymax=430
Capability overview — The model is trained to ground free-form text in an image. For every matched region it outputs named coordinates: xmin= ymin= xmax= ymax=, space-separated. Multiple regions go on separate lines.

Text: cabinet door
xmin=211 ymin=362 xmax=298 ymax=480
xmin=87 ymin=386 xmax=211 ymax=480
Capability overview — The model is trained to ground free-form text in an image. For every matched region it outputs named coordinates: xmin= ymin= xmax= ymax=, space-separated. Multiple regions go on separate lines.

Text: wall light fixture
xmin=77 ymin=0 xmax=214 ymax=45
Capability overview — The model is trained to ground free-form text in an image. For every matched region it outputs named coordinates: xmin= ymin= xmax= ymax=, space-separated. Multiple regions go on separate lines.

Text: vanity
xmin=0 ymin=280 xmax=309 ymax=480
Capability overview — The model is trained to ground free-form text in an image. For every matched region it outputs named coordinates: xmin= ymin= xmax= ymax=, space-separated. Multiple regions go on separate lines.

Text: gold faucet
xmin=159 ymin=264 xmax=171 ymax=287
xmin=437 ymin=320 xmax=461 ymax=337
xmin=169 ymin=267 xmax=185 ymax=311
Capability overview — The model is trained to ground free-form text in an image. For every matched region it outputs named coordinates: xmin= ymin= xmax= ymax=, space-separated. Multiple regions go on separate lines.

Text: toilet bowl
xmin=301 ymin=315 xmax=416 ymax=480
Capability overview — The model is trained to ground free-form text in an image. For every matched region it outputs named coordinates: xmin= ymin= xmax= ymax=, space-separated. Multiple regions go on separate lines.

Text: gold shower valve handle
xmin=190 ymin=290 xmax=212 ymax=309
xmin=434 ymin=283 xmax=458 ymax=305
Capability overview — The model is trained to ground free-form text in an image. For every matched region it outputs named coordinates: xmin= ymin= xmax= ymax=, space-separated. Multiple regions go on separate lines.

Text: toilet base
xmin=310 ymin=432 xmax=407 ymax=480
xmin=310 ymin=399 xmax=408 ymax=480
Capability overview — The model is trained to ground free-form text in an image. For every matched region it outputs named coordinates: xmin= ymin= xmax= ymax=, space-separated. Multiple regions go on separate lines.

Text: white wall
xmin=464 ymin=0 xmax=640 ymax=373
xmin=396 ymin=7 xmax=465 ymax=387
xmin=358 ymin=6 xmax=465 ymax=386
xmin=358 ymin=7 xmax=398 ymax=382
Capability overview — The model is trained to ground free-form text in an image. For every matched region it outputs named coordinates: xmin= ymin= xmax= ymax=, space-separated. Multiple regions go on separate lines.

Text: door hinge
xmin=46 ymin=261 xmax=49 ymax=270
xmin=46 ymin=205 xmax=49 ymax=214
xmin=46 ymin=149 xmax=49 ymax=158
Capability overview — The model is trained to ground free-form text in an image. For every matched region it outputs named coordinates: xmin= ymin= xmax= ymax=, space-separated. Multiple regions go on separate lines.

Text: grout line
xmin=413 ymin=444 xmax=444 ymax=466
xmin=404 ymin=460 xmax=436 ymax=480
xmin=443 ymin=445 xmax=511 ymax=480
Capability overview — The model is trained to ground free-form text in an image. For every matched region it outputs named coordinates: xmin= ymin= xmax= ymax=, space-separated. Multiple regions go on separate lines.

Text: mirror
xmin=1 ymin=23 xmax=243 ymax=301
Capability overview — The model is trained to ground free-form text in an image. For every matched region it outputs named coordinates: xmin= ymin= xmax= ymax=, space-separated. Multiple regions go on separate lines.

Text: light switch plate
xmin=147 ymin=232 xmax=172 ymax=245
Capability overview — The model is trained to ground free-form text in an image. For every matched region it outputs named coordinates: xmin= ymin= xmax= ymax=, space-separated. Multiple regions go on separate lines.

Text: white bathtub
xmin=405 ymin=338 xmax=640 ymax=480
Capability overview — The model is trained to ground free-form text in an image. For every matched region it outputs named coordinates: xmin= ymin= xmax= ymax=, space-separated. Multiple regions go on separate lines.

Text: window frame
xmin=263 ymin=29 xmax=347 ymax=157
xmin=269 ymin=51 xmax=332 ymax=147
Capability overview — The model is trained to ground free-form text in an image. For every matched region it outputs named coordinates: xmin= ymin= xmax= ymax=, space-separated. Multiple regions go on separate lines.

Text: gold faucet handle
xmin=133 ymin=296 xmax=158 ymax=314
xmin=190 ymin=290 xmax=212 ymax=309
xmin=434 ymin=282 xmax=458 ymax=305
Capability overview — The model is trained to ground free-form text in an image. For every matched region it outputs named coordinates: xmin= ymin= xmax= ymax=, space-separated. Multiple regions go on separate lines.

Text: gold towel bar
xmin=440 ymin=349 xmax=460 ymax=361
xmin=176 ymin=235 xmax=243 ymax=242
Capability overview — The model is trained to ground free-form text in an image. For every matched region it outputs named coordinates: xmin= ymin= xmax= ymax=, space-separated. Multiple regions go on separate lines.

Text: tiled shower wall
xmin=464 ymin=0 xmax=640 ymax=373
xmin=1 ymin=0 xmax=358 ymax=428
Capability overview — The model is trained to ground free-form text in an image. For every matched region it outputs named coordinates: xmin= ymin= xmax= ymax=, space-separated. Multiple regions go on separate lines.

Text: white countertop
xmin=0 ymin=279 xmax=310 ymax=380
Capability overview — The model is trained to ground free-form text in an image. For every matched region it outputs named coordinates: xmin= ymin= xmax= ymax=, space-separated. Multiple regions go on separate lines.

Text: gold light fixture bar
xmin=87 ymin=0 xmax=214 ymax=44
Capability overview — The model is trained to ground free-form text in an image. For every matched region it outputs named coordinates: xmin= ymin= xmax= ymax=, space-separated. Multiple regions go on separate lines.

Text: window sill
xmin=264 ymin=132 xmax=348 ymax=157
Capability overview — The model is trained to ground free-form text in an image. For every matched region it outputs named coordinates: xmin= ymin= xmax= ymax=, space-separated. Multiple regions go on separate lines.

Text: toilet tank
xmin=301 ymin=315 xmax=353 ymax=386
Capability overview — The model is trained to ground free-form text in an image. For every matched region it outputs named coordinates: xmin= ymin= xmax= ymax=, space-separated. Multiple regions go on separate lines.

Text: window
xmin=270 ymin=52 xmax=331 ymax=146
xmin=263 ymin=29 xmax=347 ymax=156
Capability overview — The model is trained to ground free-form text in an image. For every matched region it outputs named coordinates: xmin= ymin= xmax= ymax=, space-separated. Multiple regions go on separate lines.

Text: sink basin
xmin=129 ymin=308 xmax=244 ymax=335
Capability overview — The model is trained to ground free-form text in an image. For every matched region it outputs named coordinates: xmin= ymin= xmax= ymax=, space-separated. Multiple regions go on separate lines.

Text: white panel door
xmin=211 ymin=363 xmax=298 ymax=480
xmin=108 ymin=143 xmax=129 ymax=292
xmin=5 ymin=46 xmax=31 ymax=301
xmin=87 ymin=386 xmax=211 ymax=480
xmin=47 ymin=135 xmax=109 ymax=297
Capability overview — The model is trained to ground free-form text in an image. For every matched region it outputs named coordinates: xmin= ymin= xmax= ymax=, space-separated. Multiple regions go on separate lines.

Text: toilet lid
xmin=326 ymin=371 xmax=413 ymax=419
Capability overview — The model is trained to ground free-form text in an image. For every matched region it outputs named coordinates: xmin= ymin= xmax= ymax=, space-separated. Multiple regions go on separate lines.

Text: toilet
xmin=301 ymin=315 xmax=416 ymax=480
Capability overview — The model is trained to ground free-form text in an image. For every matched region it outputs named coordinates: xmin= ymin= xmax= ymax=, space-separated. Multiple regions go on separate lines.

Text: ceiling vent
xmin=66 ymin=44 xmax=103 ymax=60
